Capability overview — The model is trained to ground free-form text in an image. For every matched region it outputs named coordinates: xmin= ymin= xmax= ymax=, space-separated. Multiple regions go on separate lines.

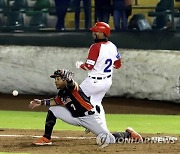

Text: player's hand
xmin=29 ymin=99 xmax=42 ymax=109
xmin=75 ymin=61 xmax=83 ymax=69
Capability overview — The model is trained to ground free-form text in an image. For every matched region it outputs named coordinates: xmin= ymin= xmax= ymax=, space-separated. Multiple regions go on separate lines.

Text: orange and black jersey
xmin=54 ymin=81 xmax=94 ymax=117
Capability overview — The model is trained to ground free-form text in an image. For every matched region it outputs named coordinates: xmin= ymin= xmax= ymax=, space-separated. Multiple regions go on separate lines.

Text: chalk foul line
xmin=0 ymin=134 xmax=95 ymax=139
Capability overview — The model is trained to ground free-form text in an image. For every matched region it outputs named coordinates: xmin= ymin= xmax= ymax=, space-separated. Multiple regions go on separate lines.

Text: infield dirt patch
xmin=0 ymin=129 xmax=179 ymax=154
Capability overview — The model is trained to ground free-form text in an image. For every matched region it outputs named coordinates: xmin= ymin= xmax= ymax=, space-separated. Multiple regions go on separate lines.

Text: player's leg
xmin=82 ymin=93 xmax=109 ymax=134
xmin=90 ymin=78 xmax=112 ymax=130
xmin=80 ymin=114 xmax=116 ymax=144
xmin=90 ymin=95 xmax=108 ymax=130
xmin=89 ymin=78 xmax=112 ymax=130
xmin=81 ymin=115 xmax=142 ymax=146
xmin=79 ymin=77 xmax=107 ymax=96
xmin=79 ymin=77 xmax=93 ymax=97
xmin=112 ymin=132 xmax=131 ymax=143
xmin=43 ymin=110 xmax=57 ymax=140
xmin=33 ymin=106 xmax=80 ymax=145
xmin=49 ymin=106 xmax=80 ymax=126
xmin=80 ymin=77 xmax=112 ymax=132
xmin=42 ymin=106 xmax=82 ymax=140
xmin=112 ymin=127 xmax=143 ymax=143
xmin=33 ymin=109 xmax=56 ymax=145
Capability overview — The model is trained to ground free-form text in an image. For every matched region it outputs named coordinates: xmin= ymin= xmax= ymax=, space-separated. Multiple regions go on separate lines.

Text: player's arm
xmin=66 ymin=79 xmax=75 ymax=90
xmin=80 ymin=44 xmax=100 ymax=70
xmin=29 ymin=98 xmax=59 ymax=109
xmin=113 ymin=59 xmax=122 ymax=69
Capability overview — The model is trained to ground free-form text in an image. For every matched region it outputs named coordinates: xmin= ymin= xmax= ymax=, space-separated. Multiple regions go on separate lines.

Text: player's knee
xmin=96 ymin=133 xmax=115 ymax=147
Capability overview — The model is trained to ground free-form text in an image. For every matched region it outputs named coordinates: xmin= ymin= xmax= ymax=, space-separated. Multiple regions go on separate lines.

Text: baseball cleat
xmin=33 ymin=137 xmax=52 ymax=145
xmin=126 ymin=127 xmax=143 ymax=141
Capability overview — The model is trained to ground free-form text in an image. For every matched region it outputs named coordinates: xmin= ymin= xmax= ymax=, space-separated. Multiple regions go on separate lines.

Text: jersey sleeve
xmin=113 ymin=59 xmax=122 ymax=69
xmin=113 ymin=51 xmax=122 ymax=69
xmin=80 ymin=43 xmax=101 ymax=70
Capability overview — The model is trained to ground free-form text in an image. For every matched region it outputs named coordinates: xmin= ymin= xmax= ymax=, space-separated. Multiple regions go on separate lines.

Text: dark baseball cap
xmin=50 ymin=70 xmax=62 ymax=78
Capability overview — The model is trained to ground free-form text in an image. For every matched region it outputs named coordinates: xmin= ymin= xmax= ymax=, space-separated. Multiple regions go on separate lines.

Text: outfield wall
xmin=0 ymin=45 xmax=180 ymax=103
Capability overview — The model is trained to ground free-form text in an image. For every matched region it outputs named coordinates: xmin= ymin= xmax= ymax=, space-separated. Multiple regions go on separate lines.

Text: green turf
xmin=0 ymin=110 xmax=179 ymax=134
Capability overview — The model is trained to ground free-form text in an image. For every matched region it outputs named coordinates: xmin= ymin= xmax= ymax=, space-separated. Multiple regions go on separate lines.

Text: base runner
xmin=76 ymin=22 xmax=122 ymax=132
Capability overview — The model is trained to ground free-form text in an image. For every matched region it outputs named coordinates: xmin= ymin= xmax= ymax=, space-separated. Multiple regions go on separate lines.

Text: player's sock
xmin=43 ymin=110 xmax=57 ymax=140
xmin=112 ymin=132 xmax=131 ymax=143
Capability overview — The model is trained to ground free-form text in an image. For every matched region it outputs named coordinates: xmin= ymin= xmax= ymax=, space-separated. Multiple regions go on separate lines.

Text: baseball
xmin=75 ymin=61 xmax=83 ymax=68
xmin=12 ymin=90 xmax=18 ymax=96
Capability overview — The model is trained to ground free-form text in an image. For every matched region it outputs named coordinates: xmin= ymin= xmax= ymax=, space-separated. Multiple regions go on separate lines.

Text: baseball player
xmin=29 ymin=69 xmax=142 ymax=146
xmin=76 ymin=22 xmax=122 ymax=133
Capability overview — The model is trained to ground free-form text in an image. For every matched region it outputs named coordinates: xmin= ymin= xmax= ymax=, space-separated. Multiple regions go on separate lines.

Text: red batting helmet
xmin=90 ymin=22 xmax=110 ymax=37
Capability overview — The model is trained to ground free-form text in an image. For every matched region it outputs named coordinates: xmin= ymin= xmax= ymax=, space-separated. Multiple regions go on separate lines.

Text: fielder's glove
xmin=60 ymin=69 xmax=74 ymax=82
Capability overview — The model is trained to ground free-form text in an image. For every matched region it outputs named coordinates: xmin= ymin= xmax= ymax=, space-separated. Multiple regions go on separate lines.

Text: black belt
xmin=84 ymin=110 xmax=95 ymax=116
xmin=89 ymin=75 xmax=111 ymax=80
xmin=87 ymin=111 xmax=95 ymax=115
xmin=84 ymin=105 xmax=100 ymax=116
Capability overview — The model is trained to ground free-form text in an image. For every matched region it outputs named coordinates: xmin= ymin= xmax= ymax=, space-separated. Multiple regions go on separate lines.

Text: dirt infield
xmin=0 ymin=129 xmax=179 ymax=154
xmin=0 ymin=94 xmax=180 ymax=153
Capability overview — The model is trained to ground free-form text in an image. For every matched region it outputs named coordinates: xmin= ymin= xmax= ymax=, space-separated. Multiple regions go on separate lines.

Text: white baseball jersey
xmin=88 ymin=41 xmax=120 ymax=77
xmin=81 ymin=40 xmax=121 ymax=77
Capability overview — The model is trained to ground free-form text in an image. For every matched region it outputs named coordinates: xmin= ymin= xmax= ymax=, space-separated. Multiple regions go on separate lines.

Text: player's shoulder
xmin=91 ymin=41 xmax=102 ymax=46
xmin=107 ymin=40 xmax=116 ymax=46
xmin=90 ymin=41 xmax=117 ymax=50
xmin=91 ymin=41 xmax=111 ymax=46
xmin=107 ymin=41 xmax=118 ymax=49
xmin=90 ymin=42 xmax=102 ymax=50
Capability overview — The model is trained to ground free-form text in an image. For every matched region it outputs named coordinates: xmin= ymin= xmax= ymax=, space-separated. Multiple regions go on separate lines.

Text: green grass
xmin=106 ymin=114 xmax=180 ymax=134
xmin=0 ymin=110 xmax=180 ymax=134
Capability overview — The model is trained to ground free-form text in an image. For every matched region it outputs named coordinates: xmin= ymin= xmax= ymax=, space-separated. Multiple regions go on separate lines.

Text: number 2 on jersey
xmin=104 ymin=59 xmax=112 ymax=72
